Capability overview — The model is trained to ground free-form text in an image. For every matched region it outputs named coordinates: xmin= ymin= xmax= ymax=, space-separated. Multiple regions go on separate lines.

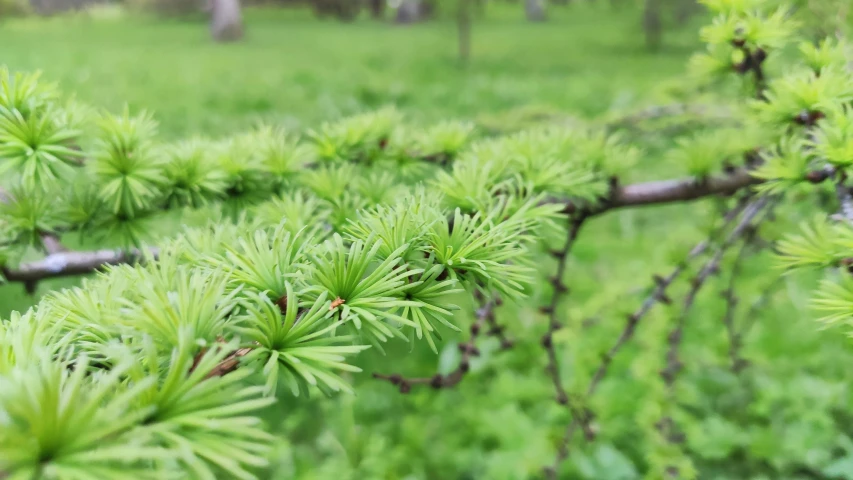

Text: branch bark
xmin=2 ymin=169 xmax=769 ymax=284
xmin=2 ymin=247 xmax=159 ymax=283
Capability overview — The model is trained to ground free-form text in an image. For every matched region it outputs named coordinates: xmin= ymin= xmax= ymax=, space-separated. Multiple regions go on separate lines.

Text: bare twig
xmin=661 ymin=197 xmax=770 ymax=387
xmin=720 ymin=238 xmax=751 ymax=373
xmin=541 ymin=215 xmax=595 ymax=448
xmin=1 ymin=247 xmax=159 ymax=283
xmin=603 ymin=103 xmax=735 ymax=131
xmin=655 ymin=197 xmax=772 ymax=476
xmin=834 ymin=171 xmax=853 ymax=223
xmin=546 ymin=197 xmax=751 ymax=479
xmin=373 ymin=295 xmax=504 ymax=392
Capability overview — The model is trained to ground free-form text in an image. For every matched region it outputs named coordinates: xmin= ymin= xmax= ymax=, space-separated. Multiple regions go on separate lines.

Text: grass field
xmin=0 ymin=4 xmax=704 ymax=137
xmin=5 ymin=5 xmax=853 ymax=479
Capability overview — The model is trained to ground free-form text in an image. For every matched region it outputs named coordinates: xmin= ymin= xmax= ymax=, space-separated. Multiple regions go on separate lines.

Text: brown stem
xmin=2 ymin=247 xmax=159 ymax=283
xmin=720 ymin=239 xmax=750 ymax=374
xmin=656 ymin=197 xmax=772 ymax=474
xmin=661 ymin=197 xmax=770 ymax=387
xmin=546 ymin=197 xmax=751 ymax=478
xmin=373 ymin=295 xmax=500 ymax=392
xmin=542 ymin=215 xmax=595 ymax=451
xmin=834 ymin=171 xmax=853 ymax=223
xmin=1 ymin=168 xmax=772 ymax=284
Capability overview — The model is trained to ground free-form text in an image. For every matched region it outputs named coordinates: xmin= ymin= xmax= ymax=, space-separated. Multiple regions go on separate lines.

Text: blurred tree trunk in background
xmin=643 ymin=0 xmax=661 ymax=50
xmin=674 ymin=0 xmax=699 ymax=25
xmin=458 ymin=0 xmax=471 ymax=63
xmin=29 ymin=0 xmax=100 ymax=15
xmin=524 ymin=0 xmax=545 ymax=22
xmin=210 ymin=0 xmax=243 ymax=41
xmin=473 ymin=0 xmax=485 ymax=17
xmin=395 ymin=0 xmax=423 ymax=23
xmin=313 ymin=0 xmax=360 ymax=21
xmin=368 ymin=0 xmax=383 ymax=18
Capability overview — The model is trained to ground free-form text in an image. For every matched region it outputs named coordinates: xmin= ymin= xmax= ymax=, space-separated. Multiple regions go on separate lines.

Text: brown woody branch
xmin=2 ymin=247 xmax=159 ymax=284
xmin=656 ymin=197 xmax=772 ymax=475
xmin=546 ymin=197 xmax=751 ymax=479
xmin=720 ymin=238 xmax=751 ymax=374
xmin=541 ymin=215 xmax=596 ymax=457
xmin=585 ymin=168 xmax=762 ymax=215
xmin=661 ymin=196 xmax=770 ymax=387
xmin=2 ymin=169 xmax=766 ymax=285
xmin=834 ymin=171 xmax=853 ymax=223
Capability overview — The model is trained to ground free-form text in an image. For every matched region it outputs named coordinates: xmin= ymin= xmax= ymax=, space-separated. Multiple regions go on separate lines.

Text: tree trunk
xmin=458 ymin=0 xmax=471 ymax=64
xmin=210 ymin=0 xmax=243 ymax=42
xmin=368 ymin=0 xmax=383 ymax=18
xmin=395 ymin=0 xmax=422 ymax=23
xmin=674 ymin=0 xmax=697 ymax=25
xmin=643 ymin=0 xmax=662 ymax=51
xmin=524 ymin=0 xmax=545 ymax=22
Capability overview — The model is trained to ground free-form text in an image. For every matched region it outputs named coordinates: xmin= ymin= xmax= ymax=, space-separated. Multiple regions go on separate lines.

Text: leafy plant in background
xmin=3 ymin=0 xmax=853 ymax=478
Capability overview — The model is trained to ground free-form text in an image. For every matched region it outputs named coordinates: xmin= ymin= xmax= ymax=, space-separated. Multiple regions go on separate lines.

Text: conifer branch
xmin=592 ymin=168 xmax=761 ymax=213
xmin=661 ymin=196 xmax=770 ymax=387
xmin=1 ymin=247 xmax=159 ymax=283
xmin=546 ymin=198 xmax=750 ymax=478
xmin=603 ymin=103 xmax=735 ymax=131
xmin=720 ymin=237 xmax=751 ymax=373
xmin=834 ymin=171 xmax=853 ymax=223
xmin=2 ymin=169 xmax=766 ymax=284
xmin=39 ymin=233 xmax=68 ymax=255
xmin=541 ymin=215 xmax=596 ymax=452
xmin=373 ymin=295 xmax=503 ymax=392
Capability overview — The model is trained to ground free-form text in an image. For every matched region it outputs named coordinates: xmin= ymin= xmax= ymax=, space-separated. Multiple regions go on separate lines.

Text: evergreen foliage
xmin=3 ymin=1 xmax=853 ymax=478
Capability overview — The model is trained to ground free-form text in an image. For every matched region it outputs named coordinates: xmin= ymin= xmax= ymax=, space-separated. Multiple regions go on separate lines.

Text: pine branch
xmin=543 ymin=167 xmax=763 ymax=217
xmin=656 ymin=196 xmax=772 ymax=472
xmin=661 ymin=196 xmax=771 ymax=387
xmin=541 ymin=215 xmax=596 ymax=449
xmin=603 ymin=103 xmax=735 ymax=131
xmin=1 ymin=247 xmax=159 ymax=283
xmin=834 ymin=171 xmax=853 ymax=223
xmin=372 ymin=295 xmax=504 ymax=392
xmin=545 ymin=198 xmax=750 ymax=478
xmin=720 ymin=238 xmax=751 ymax=374
xmin=3 ymin=170 xmax=765 ymax=284
xmin=39 ymin=233 xmax=68 ymax=255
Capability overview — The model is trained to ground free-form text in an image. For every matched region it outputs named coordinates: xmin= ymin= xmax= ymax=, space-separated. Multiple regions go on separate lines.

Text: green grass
xmin=0 ymin=4 xmax=704 ymax=138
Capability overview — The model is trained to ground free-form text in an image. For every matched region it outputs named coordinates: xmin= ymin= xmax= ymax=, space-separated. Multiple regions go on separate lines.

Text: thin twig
xmin=720 ymin=238 xmax=751 ymax=374
xmin=734 ymin=275 xmax=785 ymax=358
xmin=546 ymin=197 xmax=751 ymax=479
xmin=373 ymin=294 xmax=503 ymax=392
xmin=541 ymin=215 xmax=595 ymax=447
xmin=655 ymin=197 xmax=773 ymax=476
xmin=834 ymin=171 xmax=853 ymax=223
xmin=661 ymin=196 xmax=770 ymax=388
